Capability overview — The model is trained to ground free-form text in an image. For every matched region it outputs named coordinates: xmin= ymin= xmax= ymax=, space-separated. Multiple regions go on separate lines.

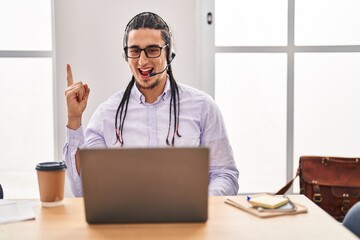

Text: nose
xmin=138 ymin=50 xmax=149 ymax=66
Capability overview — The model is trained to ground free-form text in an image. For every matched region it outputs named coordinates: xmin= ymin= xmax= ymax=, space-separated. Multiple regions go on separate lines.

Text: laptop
xmin=79 ymin=147 xmax=209 ymax=224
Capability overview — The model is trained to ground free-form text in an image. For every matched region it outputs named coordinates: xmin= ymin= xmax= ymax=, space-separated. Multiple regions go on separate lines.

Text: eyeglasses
xmin=124 ymin=44 xmax=169 ymax=59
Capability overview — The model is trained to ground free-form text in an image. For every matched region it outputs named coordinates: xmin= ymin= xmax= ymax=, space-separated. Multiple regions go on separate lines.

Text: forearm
xmin=205 ymin=138 xmax=239 ymax=196
xmin=208 ymin=167 xmax=239 ymax=196
xmin=67 ymin=117 xmax=82 ymax=130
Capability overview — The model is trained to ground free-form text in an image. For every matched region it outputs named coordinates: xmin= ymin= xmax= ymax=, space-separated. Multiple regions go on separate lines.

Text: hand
xmin=65 ymin=64 xmax=90 ymax=130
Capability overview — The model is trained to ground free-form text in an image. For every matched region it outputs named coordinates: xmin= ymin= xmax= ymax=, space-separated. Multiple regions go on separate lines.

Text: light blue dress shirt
xmin=64 ymin=79 xmax=239 ymax=197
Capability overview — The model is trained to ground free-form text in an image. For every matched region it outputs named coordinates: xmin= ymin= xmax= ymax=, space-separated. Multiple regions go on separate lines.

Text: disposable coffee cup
xmin=36 ymin=161 xmax=67 ymax=207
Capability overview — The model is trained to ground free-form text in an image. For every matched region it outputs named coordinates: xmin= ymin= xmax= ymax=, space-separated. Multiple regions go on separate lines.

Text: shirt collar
xmin=131 ymin=77 xmax=171 ymax=104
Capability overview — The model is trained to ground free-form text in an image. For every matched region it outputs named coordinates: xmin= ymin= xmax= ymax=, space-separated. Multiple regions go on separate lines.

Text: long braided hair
xmin=115 ymin=12 xmax=181 ymax=146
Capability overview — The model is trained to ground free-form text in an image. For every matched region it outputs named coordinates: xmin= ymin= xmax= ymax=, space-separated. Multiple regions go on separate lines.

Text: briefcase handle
xmin=320 ymin=157 xmax=359 ymax=168
xmin=275 ymin=169 xmax=300 ymax=195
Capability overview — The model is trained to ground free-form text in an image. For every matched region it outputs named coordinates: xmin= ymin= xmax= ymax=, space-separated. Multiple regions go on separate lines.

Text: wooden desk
xmin=0 ymin=195 xmax=357 ymax=239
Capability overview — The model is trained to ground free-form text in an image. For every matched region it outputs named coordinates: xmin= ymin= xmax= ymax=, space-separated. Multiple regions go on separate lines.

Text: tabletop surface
xmin=0 ymin=195 xmax=357 ymax=240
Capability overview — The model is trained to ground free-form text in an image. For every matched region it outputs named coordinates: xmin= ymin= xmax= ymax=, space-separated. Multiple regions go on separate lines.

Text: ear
xmin=123 ymin=51 xmax=128 ymax=62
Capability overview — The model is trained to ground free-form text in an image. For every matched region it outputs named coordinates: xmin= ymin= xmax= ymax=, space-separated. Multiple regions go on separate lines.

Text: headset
xmin=123 ymin=12 xmax=176 ymax=76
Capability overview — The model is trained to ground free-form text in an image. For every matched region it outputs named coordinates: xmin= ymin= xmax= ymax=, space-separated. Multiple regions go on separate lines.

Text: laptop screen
xmin=79 ymin=147 xmax=209 ymax=224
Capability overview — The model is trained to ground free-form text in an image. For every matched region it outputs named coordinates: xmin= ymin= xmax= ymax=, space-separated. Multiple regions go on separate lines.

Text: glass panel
xmin=0 ymin=58 xmax=54 ymax=198
xmin=215 ymin=0 xmax=288 ymax=46
xmin=294 ymin=53 xmax=360 ymax=191
xmin=0 ymin=171 xmax=39 ymax=199
xmin=215 ymin=53 xmax=287 ymax=193
xmin=295 ymin=0 xmax=360 ymax=45
xmin=0 ymin=0 xmax=52 ymax=50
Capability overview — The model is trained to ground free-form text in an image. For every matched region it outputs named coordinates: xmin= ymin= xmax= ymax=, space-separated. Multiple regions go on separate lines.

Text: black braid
xmin=115 ymin=78 xmax=135 ymax=145
xmin=116 ymin=12 xmax=181 ymax=146
xmin=166 ymin=65 xmax=181 ymax=145
xmin=165 ymin=88 xmax=173 ymax=146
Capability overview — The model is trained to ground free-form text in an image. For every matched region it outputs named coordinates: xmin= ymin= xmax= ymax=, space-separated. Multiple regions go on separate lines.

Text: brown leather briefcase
xmin=277 ymin=156 xmax=360 ymax=221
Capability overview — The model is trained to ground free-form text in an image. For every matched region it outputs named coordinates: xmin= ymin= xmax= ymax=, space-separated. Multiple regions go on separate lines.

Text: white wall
xmin=54 ymin=0 xmax=201 ymax=196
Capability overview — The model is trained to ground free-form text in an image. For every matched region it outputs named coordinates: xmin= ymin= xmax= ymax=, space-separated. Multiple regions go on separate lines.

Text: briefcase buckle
xmin=313 ymin=193 xmax=322 ymax=203
xmin=341 ymin=193 xmax=350 ymax=214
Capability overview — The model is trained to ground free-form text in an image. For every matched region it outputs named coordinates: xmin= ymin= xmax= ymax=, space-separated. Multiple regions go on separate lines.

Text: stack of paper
xmin=0 ymin=200 xmax=37 ymax=224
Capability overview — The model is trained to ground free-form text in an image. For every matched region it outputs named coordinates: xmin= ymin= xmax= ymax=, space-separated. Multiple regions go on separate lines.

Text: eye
xmin=129 ymin=48 xmax=140 ymax=54
xmin=146 ymin=47 xmax=160 ymax=54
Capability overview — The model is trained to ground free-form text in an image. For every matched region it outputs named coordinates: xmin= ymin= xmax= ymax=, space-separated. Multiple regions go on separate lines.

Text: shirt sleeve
xmin=63 ymin=106 xmax=107 ymax=197
xmin=200 ymin=96 xmax=239 ymax=196
xmin=63 ymin=126 xmax=85 ymax=197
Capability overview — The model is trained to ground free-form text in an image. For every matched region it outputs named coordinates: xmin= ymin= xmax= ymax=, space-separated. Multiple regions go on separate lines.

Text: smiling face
xmin=127 ymin=28 xmax=168 ymax=98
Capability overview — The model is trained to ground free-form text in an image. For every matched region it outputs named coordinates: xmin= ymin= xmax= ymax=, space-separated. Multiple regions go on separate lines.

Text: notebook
xmin=225 ymin=194 xmax=308 ymax=218
xmin=79 ymin=147 xmax=209 ymax=224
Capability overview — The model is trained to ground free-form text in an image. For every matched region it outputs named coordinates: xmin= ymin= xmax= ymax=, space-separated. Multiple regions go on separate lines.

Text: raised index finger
xmin=66 ymin=64 xmax=74 ymax=87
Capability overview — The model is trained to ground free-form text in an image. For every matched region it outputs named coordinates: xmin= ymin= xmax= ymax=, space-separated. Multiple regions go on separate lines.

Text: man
xmin=64 ymin=12 xmax=239 ymax=197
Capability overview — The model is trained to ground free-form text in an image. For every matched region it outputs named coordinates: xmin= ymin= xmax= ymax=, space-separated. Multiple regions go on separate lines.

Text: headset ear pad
xmin=170 ymin=52 xmax=176 ymax=62
xmin=167 ymin=33 xmax=176 ymax=63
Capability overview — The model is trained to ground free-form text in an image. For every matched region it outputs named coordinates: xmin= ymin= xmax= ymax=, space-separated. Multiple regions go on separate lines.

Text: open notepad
xmin=225 ymin=194 xmax=308 ymax=218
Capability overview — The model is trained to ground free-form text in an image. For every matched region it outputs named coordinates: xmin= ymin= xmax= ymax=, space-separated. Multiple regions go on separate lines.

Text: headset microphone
xmin=148 ymin=67 xmax=167 ymax=77
xmin=148 ymin=52 xmax=176 ymax=77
